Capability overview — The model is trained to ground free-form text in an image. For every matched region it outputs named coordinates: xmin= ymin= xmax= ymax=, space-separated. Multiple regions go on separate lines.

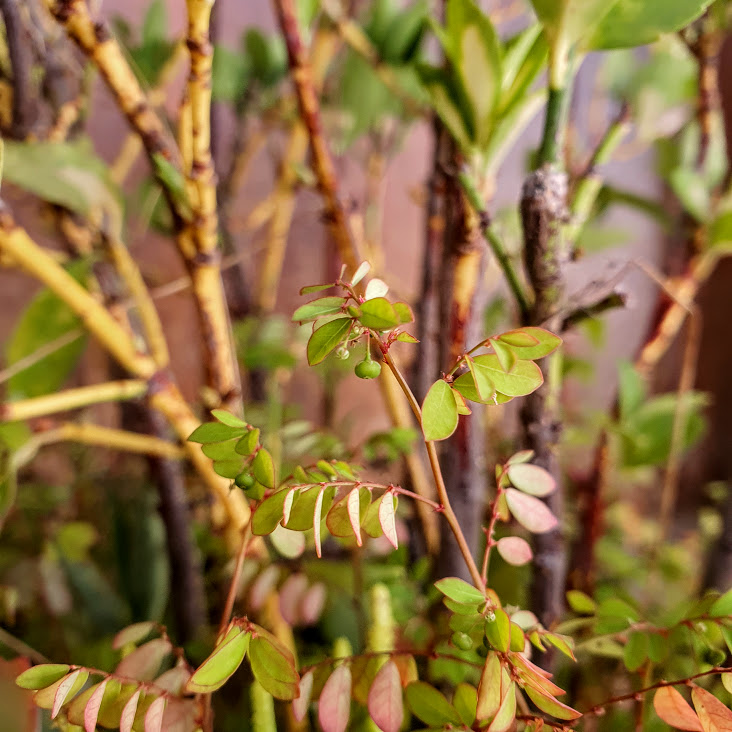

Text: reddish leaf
xmin=505 ymin=488 xmax=558 ymax=534
xmin=144 ymin=696 xmax=166 ymax=732
xmin=506 ymin=463 xmax=556 ymax=497
xmin=84 ymin=678 xmax=108 ymax=732
xmin=347 ymin=488 xmax=363 ymax=546
xmin=476 ymin=652 xmax=502 ymax=721
xmin=293 ymin=669 xmax=314 ymax=722
xmin=115 ymin=638 xmax=172 ymax=681
xmin=279 ymin=573 xmax=309 ymax=626
xmin=120 ymin=688 xmax=142 ymax=732
xmin=249 ymin=565 xmax=280 ymax=611
xmin=654 ymin=686 xmax=703 ymax=731
xmin=319 ymin=665 xmax=352 ymax=732
xmin=488 ymin=680 xmax=516 ymax=732
xmin=52 ymin=669 xmax=87 ymax=719
xmin=368 ymin=661 xmax=403 ymax=732
xmin=379 ymin=491 xmax=398 ymax=549
xmin=300 ymin=582 xmax=327 ymax=625
xmin=496 ymin=536 xmax=533 ymax=566
xmin=692 ymin=686 xmax=732 ymax=732
xmin=283 ymin=487 xmax=298 ymax=525
xmin=313 ymin=486 xmax=328 ymax=558
xmin=524 ymin=685 xmax=582 ymax=721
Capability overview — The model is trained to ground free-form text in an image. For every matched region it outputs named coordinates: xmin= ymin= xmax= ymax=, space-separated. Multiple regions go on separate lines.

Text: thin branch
xmin=0 ymin=329 xmax=84 ymax=385
xmin=271 ymin=0 xmax=362 ymax=272
xmin=0 ymin=626 xmax=48 ymax=664
xmin=0 ymin=209 xmax=156 ymax=379
xmin=0 ymin=379 xmax=147 ymax=422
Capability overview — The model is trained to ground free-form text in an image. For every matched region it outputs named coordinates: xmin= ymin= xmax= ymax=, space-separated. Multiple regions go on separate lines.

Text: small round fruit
xmin=354 ymin=359 xmax=381 ymax=379
xmin=451 ymin=632 xmax=473 ymax=651
xmin=234 ymin=472 xmax=255 ymax=489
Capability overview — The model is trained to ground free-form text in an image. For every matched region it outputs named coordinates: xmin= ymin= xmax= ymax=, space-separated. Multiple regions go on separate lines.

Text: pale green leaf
xmin=421 ymin=380 xmax=459 ymax=441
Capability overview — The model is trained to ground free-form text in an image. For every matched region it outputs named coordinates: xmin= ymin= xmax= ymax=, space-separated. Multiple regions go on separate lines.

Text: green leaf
xmin=417 ymin=65 xmax=474 ymax=151
xmin=588 ymin=0 xmax=714 ymax=50
xmin=3 ymin=139 xmax=121 ymax=222
xmin=307 ymin=318 xmax=352 ymax=365
xmin=434 ymin=577 xmax=485 ymax=605
xmin=5 ymin=262 xmax=88 ymax=399
xmin=506 ymin=463 xmax=555 ymax=497
xmin=252 ymin=489 xmax=288 ymax=535
xmin=710 ymin=588 xmax=732 ymax=617
xmin=201 ymin=440 xmax=239 ymax=461
xmin=524 ymin=685 xmax=582 ymax=721
xmin=212 ymin=44 xmax=250 ymax=102
xmin=466 ymin=355 xmax=494 ymax=401
xmin=421 ymin=380 xmax=459 ymax=441
xmin=16 ymin=664 xmax=71 ymax=690
xmin=396 ymin=332 xmax=419 ymax=343
xmin=326 ymin=487 xmax=370 ymax=540
xmin=405 ymin=681 xmax=462 ymax=727
xmin=213 ymin=460 xmax=244 ymax=480
xmin=489 ymin=338 xmax=517 ymax=373
xmin=670 ymin=167 xmax=711 ymax=222
xmin=51 ymin=669 xmax=88 ymax=718
xmin=252 ymin=448 xmax=276 ymax=489
xmin=293 ymin=297 xmax=347 ymax=323
xmin=529 ymin=0 xmax=618 ymax=52
xmin=186 ymin=627 xmax=250 ymax=693
xmin=452 ymin=372 xmax=513 ymax=406
xmin=618 ymin=361 xmax=646 ymax=420
xmin=236 ymin=428 xmax=260 ymax=456
xmin=142 ymin=0 xmax=167 ymax=43
xmin=393 ymin=302 xmax=414 ymax=324
xmin=484 ymin=608 xmax=510 ymax=652
xmin=211 ymin=410 xmax=248 ymax=428
xmin=358 ymin=297 xmax=401 ymax=330
xmin=188 ymin=422 xmax=246 ymax=444
xmin=453 ymin=683 xmax=477 ymax=727
xmin=249 ymin=631 xmax=299 ymax=700
xmin=566 ymin=590 xmax=596 ymax=615
xmin=476 ymin=652 xmax=502 ymax=721
xmin=444 ymin=0 xmax=502 ymax=146
xmin=503 ymin=327 xmax=562 ymax=361
xmin=470 ymin=354 xmax=543 ymax=397
xmin=623 ymin=631 xmax=648 ymax=672
xmin=544 ymin=632 xmax=576 ymax=660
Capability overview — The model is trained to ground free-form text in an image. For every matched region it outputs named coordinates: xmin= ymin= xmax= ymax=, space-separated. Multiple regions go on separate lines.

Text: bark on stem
xmin=271 ymin=0 xmax=362 ymax=271
xmin=520 ymin=81 xmax=571 ymax=629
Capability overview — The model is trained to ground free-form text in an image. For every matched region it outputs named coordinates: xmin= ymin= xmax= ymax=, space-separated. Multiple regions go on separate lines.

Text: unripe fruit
xmin=354 ymin=358 xmax=381 ymax=379
xmin=235 ymin=472 xmax=255 ymax=489
xmin=451 ymin=632 xmax=473 ymax=651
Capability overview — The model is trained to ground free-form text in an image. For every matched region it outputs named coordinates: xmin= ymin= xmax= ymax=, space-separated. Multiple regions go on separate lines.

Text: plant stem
xmin=382 ymin=351 xmax=484 ymax=590
xmin=538 ymin=84 xmax=570 ymax=167
xmin=0 ymin=380 xmax=147 ymax=422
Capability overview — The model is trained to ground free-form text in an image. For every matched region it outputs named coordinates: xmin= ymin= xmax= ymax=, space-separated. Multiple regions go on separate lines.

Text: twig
xmin=0 ymin=626 xmax=48 ymax=664
xmin=0 ymin=379 xmax=147 ymax=422
xmin=271 ymin=0 xmax=362 ymax=271
xmin=0 ymin=329 xmax=84 ymax=386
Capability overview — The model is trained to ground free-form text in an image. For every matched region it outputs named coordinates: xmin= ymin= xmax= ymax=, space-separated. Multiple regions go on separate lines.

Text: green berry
xmin=354 ymin=359 xmax=381 ymax=379
xmin=235 ymin=472 xmax=255 ymax=489
xmin=451 ymin=632 xmax=473 ymax=651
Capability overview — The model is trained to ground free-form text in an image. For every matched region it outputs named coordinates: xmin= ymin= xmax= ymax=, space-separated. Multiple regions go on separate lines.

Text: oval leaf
xmin=422 ymin=380 xmax=459 ymax=441
xmin=435 ymin=577 xmax=485 ymax=605
xmin=692 ymin=686 xmax=732 ymax=732
xmin=248 ymin=633 xmax=299 ymax=700
xmin=52 ymin=669 xmax=88 ymax=719
xmin=319 ymin=664 xmax=352 ymax=732
xmin=358 ymin=297 xmax=400 ymax=330
xmin=144 ymin=695 xmax=166 ymax=732
xmin=506 ymin=463 xmax=556 ymax=497
xmin=120 ymin=688 xmax=141 ymax=732
xmin=654 ymin=686 xmax=703 ymax=732
xmin=378 ymin=491 xmax=399 ymax=549
xmin=307 ymin=318 xmax=352 ymax=365
xmin=471 ymin=354 xmax=543 ymax=397
xmin=186 ymin=628 xmax=250 ymax=693
xmin=505 ymin=488 xmax=558 ymax=533
xmin=252 ymin=449 xmax=276 ymax=489
xmin=16 ymin=663 xmax=71 ymax=690
xmin=293 ymin=297 xmax=347 ymax=323
xmin=488 ymin=680 xmax=516 ymax=732
xmin=112 ymin=622 xmax=157 ymax=650
xmin=405 ymin=681 xmax=462 ymax=727
xmin=293 ymin=669 xmax=314 ymax=722
xmin=476 ymin=652 xmax=501 ymax=721
xmin=347 ymin=488 xmax=363 ymax=546
xmin=368 ymin=661 xmax=403 ymax=732
xmin=496 ymin=536 xmax=533 ymax=566
xmin=84 ymin=679 xmax=109 ymax=732
xmin=115 ymin=638 xmax=172 ymax=681
xmin=524 ymin=685 xmax=581 ymax=721
xmin=252 ymin=489 xmax=288 ymax=535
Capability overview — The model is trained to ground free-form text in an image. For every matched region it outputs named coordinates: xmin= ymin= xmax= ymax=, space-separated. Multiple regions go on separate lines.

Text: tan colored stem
xmin=272 ymin=0 xmax=361 ymax=271
xmin=0 ymin=214 xmax=156 ymax=379
xmin=105 ymin=235 xmax=170 ymax=368
xmin=54 ymin=422 xmax=185 ymax=459
xmin=1 ymin=380 xmax=147 ymax=422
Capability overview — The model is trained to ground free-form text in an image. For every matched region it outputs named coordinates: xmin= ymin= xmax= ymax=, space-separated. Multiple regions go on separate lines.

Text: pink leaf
xmin=300 ymin=582 xmax=327 ymax=625
xmin=120 ymin=688 xmax=141 ymax=732
xmin=496 ymin=536 xmax=533 ymax=566
xmin=313 ymin=486 xmax=328 ymax=558
xmin=654 ymin=686 xmax=703 ymax=732
xmin=144 ymin=696 xmax=166 ymax=732
xmin=319 ymin=664 xmax=352 ymax=732
xmin=368 ymin=661 xmax=403 ymax=732
xmin=52 ymin=669 xmax=83 ymax=719
xmin=379 ymin=491 xmax=398 ymax=549
xmin=293 ymin=669 xmax=314 ymax=722
xmin=115 ymin=638 xmax=172 ymax=681
xmin=283 ymin=487 xmax=297 ymax=525
xmin=279 ymin=573 xmax=309 ymax=626
xmin=347 ymin=488 xmax=363 ymax=546
xmin=506 ymin=463 xmax=556 ymax=497
xmin=84 ymin=678 xmax=108 ymax=732
xmin=505 ymin=488 xmax=558 ymax=534
xmin=692 ymin=686 xmax=732 ymax=732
